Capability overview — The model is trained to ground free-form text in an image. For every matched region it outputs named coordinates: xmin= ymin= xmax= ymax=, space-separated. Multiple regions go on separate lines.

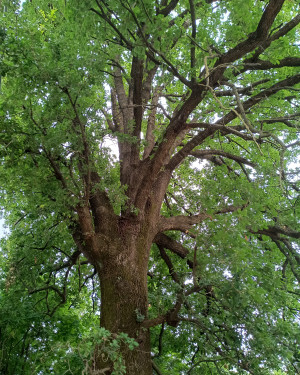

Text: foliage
xmin=0 ymin=0 xmax=299 ymax=374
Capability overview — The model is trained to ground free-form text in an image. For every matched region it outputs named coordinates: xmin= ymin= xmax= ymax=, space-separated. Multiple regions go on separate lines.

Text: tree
xmin=0 ymin=0 xmax=299 ymax=373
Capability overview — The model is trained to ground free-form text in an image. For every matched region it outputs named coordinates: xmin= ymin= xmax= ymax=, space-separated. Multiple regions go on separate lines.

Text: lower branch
xmin=152 ymin=360 xmax=165 ymax=375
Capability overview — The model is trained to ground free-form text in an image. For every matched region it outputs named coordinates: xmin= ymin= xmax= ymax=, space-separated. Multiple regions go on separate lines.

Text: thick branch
xmin=158 ymin=204 xmax=246 ymax=233
xmin=166 ymin=128 xmax=216 ymax=172
xmin=142 ymin=65 xmax=158 ymax=105
xmin=131 ymin=56 xmax=144 ymax=139
xmin=130 ymin=1 xmax=288 ymax=193
xmin=243 ymin=13 xmax=300 ymax=64
xmin=143 ymin=87 xmax=161 ymax=159
xmin=210 ymin=0 xmax=286 ymax=82
xmin=158 ymin=0 xmax=180 ymax=16
xmin=154 ymin=232 xmax=190 ymax=260
xmin=158 ymin=212 xmax=211 ymax=233
xmin=158 ymin=245 xmax=181 ymax=284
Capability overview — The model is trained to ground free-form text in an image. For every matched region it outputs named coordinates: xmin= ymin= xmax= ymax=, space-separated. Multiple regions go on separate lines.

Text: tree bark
xmin=93 ymin=217 xmax=153 ymax=375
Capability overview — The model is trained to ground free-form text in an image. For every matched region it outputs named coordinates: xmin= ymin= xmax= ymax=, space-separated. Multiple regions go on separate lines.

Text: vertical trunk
xmin=93 ymin=223 xmax=153 ymax=375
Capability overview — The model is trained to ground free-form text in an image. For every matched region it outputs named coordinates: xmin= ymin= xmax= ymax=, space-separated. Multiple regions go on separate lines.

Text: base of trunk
xmin=93 ymin=329 xmax=152 ymax=374
xmin=93 ymin=241 xmax=153 ymax=375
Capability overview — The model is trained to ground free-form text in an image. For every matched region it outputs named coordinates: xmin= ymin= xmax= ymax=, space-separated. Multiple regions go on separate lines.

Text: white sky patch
xmin=102 ymin=135 xmax=119 ymax=159
xmin=0 ymin=218 xmax=8 ymax=239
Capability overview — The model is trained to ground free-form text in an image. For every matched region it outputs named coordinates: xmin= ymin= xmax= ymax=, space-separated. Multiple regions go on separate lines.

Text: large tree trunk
xmin=93 ymin=219 xmax=153 ymax=375
xmin=76 ymin=172 xmax=163 ymax=374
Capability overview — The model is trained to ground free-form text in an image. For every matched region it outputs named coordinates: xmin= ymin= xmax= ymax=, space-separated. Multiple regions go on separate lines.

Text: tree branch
xmin=250 ymin=225 xmax=300 ymax=240
xmin=143 ymin=87 xmax=161 ymax=159
xmin=215 ymin=79 xmax=270 ymax=97
xmin=190 ymin=150 xmax=256 ymax=167
xmin=153 ymin=232 xmax=190 ymax=260
xmin=189 ymin=0 xmax=196 ymax=84
xmin=158 ymin=245 xmax=181 ymax=284
xmin=158 ymin=203 xmax=247 ymax=233
xmin=158 ymin=0 xmax=180 ymax=16
xmin=152 ymin=360 xmax=165 ymax=375
xmin=167 ymin=73 xmax=300 ymax=171
xmin=158 ymin=212 xmax=212 ymax=233
xmin=242 ymin=13 xmax=300 ymax=65
xmin=132 ymin=1 xmax=288 ymax=193
xmin=210 ymin=0 xmax=286 ymax=83
xmin=241 ymin=57 xmax=300 ymax=71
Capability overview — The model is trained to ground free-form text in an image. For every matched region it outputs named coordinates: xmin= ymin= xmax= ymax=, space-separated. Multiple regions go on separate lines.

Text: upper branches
xmin=166 ymin=73 xmax=300 ymax=172
xmin=157 ymin=0 xmax=180 ymax=16
xmin=142 ymin=0 xmax=297 ymax=180
xmin=210 ymin=0 xmax=286 ymax=82
xmin=91 ymin=0 xmax=299 ymax=180
xmin=240 ymin=13 xmax=300 ymax=70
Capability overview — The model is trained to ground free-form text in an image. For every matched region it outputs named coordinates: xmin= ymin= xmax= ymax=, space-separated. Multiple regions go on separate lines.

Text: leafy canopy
xmin=0 ymin=0 xmax=299 ymax=374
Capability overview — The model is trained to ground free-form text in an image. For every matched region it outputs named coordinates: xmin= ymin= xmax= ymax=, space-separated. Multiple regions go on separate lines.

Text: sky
xmin=0 ymin=219 xmax=6 ymax=239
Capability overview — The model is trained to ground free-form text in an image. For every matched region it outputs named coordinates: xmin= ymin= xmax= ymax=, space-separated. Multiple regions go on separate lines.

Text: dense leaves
xmin=0 ymin=0 xmax=299 ymax=374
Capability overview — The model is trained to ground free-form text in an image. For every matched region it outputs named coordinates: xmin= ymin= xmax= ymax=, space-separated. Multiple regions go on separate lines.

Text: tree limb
xmin=190 ymin=150 xmax=256 ymax=167
xmin=158 ymin=245 xmax=181 ymax=284
xmin=210 ymin=0 xmax=286 ymax=83
xmin=158 ymin=203 xmax=247 ymax=233
xmin=241 ymin=57 xmax=300 ymax=71
xmin=158 ymin=0 xmax=180 ymax=16
xmin=242 ymin=14 xmax=300 ymax=65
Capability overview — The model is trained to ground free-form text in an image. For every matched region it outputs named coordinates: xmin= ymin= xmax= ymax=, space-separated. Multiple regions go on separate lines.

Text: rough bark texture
xmin=96 ymin=236 xmax=152 ymax=375
xmin=76 ymin=188 xmax=159 ymax=374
